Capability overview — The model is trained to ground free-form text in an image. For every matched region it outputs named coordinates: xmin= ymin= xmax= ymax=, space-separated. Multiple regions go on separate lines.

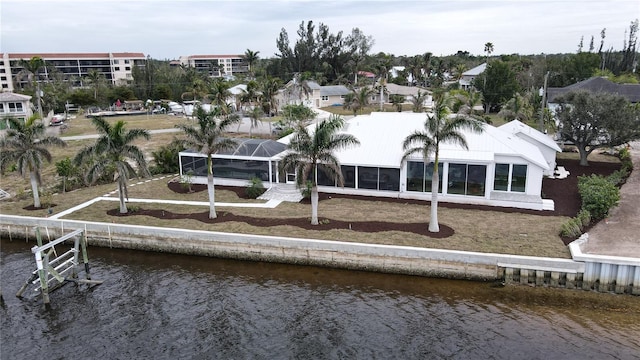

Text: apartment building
xmin=176 ymin=54 xmax=248 ymax=79
xmin=0 ymin=52 xmax=146 ymax=92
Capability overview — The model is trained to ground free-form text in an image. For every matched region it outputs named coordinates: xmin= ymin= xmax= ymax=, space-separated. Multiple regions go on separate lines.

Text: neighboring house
xmin=228 ymin=84 xmax=247 ymax=112
xmin=498 ymin=120 xmax=562 ymax=176
xmin=459 ymin=63 xmax=487 ymax=90
xmin=0 ymin=92 xmax=33 ymax=127
xmin=1 ymin=52 xmax=146 ymax=90
xmin=546 ymin=76 xmax=640 ymax=107
xmin=368 ymin=83 xmax=433 ymax=109
xmin=179 ymin=112 xmax=558 ymax=211
xmin=278 ymin=80 xmax=350 ymax=109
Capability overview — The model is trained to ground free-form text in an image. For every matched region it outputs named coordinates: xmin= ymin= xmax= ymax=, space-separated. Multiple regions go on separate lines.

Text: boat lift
xmin=16 ymin=227 xmax=102 ymax=305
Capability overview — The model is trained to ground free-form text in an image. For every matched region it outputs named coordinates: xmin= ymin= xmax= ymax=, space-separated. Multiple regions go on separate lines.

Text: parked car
xmin=49 ymin=114 xmax=65 ymax=126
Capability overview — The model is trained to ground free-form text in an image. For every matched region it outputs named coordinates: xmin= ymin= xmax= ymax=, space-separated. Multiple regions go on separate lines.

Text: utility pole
xmin=539 ymin=71 xmax=549 ymax=133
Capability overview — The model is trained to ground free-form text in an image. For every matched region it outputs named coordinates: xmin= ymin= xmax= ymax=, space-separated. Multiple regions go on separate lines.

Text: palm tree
xmin=401 ymin=96 xmax=483 ymax=232
xmin=86 ymin=69 xmax=105 ymax=100
xmin=411 ymin=90 xmax=429 ymax=113
xmin=259 ymin=76 xmax=282 ymax=117
xmin=279 ymin=115 xmax=360 ymax=225
xmin=17 ymin=56 xmax=46 ymax=119
xmin=209 ymin=79 xmax=232 ymax=110
xmin=350 ymin=87 xmax=373 ymax=115
xmin=75 ymin=117 xmax=150 ymax=214
xmin=0 ymin=115 xmax=66 ymax=208
xmin=484 ymin=42 xmax=494 ymax=61
xmin=242 ymin=49 xmax=260 ymax=78
xmin=175 ymin=106 xmax=240 ymax=219
xmin=247 ymin=106 xmax=263 ymax=137
xmin=390 ymin=94 xmax=405 ymax=112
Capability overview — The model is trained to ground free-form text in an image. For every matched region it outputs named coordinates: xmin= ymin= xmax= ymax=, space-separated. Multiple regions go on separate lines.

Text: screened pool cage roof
xmin=184 ymin=138 xmax=287 ymax=158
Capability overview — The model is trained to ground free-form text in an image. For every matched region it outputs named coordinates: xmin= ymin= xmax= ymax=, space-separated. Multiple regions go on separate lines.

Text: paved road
xmin=583 ymin=141 xmax=640 ymax=257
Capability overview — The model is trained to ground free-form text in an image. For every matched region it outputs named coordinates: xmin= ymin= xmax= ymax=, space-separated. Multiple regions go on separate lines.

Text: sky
xmin=1 ymin=0 xmax=639 ymax=60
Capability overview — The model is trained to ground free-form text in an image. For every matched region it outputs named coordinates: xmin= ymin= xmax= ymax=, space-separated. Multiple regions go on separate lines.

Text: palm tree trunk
xmin=118 ymin=180 xmax=127 ymax=213
xmin=429 ymin=168 xmax=440 ymax=233
xmin=207 ymin=156 xmax=217 ymax=219
xmin=311 ymin=185 xmax=319 ymax=225
xmin=30 ymin=172 xmax=41 ymax=208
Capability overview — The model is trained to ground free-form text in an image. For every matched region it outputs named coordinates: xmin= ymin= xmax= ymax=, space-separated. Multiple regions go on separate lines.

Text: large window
xmin=379 ymin=168 xmax=400 ymax=191
xmin=358 ymin=166 xmax=378 ymax=190
xmin=8 ymin=103 xmax=23 ymax=113
xmin=512 ymin=165 xmax=527 ymax=192
xmin=493 ymin=164 xmax=527 ymax=193
xmin=406 ymin=161 xmax=442 ymax=193
xmin=448 ymin=163 xmax=486 ymax=196
xmin=341 ymin=165 xmax=355 ymax=188
xmin=214 ymin=158 xmax=269 ymax=181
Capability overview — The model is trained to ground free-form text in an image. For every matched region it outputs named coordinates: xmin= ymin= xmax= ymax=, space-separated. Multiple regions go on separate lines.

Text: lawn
xmin=0 ymin=113 xmax=622 ymax=259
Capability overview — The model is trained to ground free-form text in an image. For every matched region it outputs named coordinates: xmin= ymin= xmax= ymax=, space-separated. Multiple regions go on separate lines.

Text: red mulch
xmin=25 ymin=157 xmax=616 ymax=240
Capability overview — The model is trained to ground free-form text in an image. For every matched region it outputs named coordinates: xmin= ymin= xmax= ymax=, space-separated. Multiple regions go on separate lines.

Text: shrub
xmin=300 ymin=180 xmax=313 ymax=199
xmin=577 ymin=209 xmax=591 ymax=228
xmin=578 ymin=174 xmax=620 ymax=220
xmin=560 ymin=217 xmax=583 ymax=238
xmin=606 ymin=169 xmax=629 ymax=186
xmin=245 ymin=177 xmax=265 ymax=199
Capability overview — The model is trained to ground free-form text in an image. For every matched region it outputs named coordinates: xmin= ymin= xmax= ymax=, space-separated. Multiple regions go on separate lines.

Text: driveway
xmin=583 ymin=141 xmax=640 ymax=257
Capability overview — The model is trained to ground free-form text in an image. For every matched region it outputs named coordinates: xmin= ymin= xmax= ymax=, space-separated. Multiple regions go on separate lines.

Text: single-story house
xmin=498 ymin=120 xmax=562 ymax=176
xmin=547 ymin=77 xmax=640 ymax=105
xmin=0 ymin=92 xmax=33 ymax=127
xmin=178 ymin=112 xmax=558 ymax=211
xmin=277 ymin=112 xmax=556 ymax=210
xmin=368 ymin=83 xmax=433 ymax=109
xmin=459 ymin=63 xmax=486 ymax=90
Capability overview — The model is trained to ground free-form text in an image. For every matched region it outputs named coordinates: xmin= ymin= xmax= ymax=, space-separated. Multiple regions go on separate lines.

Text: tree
xmin=401 ymin=96 xmax=483 ymax=232
xmin=55 ymin=157 xmax=76 ymax=193
xmin=75 ymin=117 xmax=150 ymax=213
xmin=484 ymin=42 xmax=494 ymax=60
xmin=411 ymin=90 xmax=430 ymax=113
xmin=86 ymin=69 xmax=106 ymax=101
xmin=0 ymin=115 xmax=66 ymax=208
xmin=175 ymin=106 xmax=240 ymax=219
xmin=259 ymin=76 xmax=282 ymax=116
xmin=555 ymin=91 xmax=640 ymax=166
xmin=242 ymin=49 xmax=260 ymax=78
xmin=390 ymin=94 xmax=405 ymax=112
xmin=498 ymin=92 xmax=535 ymax=123
xmin=17 ymin=56 xmax=46 ymax=119
xmin=247 ymin=106 xmax=264 ymax=137
xmin=279 ymin=115 xmax=360 ymax=225
xmin=474 ymin=60 xmax=519 ymax=113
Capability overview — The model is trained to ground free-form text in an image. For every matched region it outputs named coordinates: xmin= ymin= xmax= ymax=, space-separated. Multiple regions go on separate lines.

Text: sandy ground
xmin=583 ymin=141 xmax=640 ymax=257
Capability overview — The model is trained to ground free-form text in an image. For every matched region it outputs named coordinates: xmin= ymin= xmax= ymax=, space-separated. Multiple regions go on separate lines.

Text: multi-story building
xmin=0 ymin=52 xmax=146 ymax=92
xmin=176 ymin=54 xmax=248 ymax=79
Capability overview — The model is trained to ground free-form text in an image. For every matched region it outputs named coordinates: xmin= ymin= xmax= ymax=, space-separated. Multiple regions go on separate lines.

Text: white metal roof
xmin=498 ymin=120 xmax=562 ymax=152
xmin=278 ymin=112 xmax=550 ymax=170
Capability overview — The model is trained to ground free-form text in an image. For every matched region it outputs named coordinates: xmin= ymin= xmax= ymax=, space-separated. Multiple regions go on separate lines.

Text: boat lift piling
xmin=15 ymin=227 xmax=102 ymax=305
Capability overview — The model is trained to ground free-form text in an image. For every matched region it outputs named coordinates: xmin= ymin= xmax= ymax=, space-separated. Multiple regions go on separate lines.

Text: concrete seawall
xmin=1 ymin=215 xmax=637 ymax=295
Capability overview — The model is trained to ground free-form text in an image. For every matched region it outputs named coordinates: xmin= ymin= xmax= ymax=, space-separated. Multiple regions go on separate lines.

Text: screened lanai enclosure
xmin=178 ymin=139 xmax=287 ymax=186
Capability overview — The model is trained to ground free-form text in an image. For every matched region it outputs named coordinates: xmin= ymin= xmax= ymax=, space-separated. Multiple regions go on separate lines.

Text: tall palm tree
xmin=86 ymin=69 xmax=105 ymax=100
xmin=401 ymin=96 xmax=483 ymax=232
xmin=247 ymin=106 xmax=263 ymax=137
xmin=75 ymin=117 xmax=150 ymax=214
xmin=175 ymin=106 xmax=240 ymax=219
xmin=484 ymin=42 xmax=494 ymax=62
xmin=279 ymin=115 xmax=360 ymax=225
xmin=242 ymin=49 xmax=260 ymax=78
xmin=0 ymin=115 xmax=66 ymax=208
xmin=17 ymin=56 xmax=46 ymax=119
xmin=259 ymin=76 xmax=282 ymax=117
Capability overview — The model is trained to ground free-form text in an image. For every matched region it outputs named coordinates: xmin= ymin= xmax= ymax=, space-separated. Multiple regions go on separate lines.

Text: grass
xmin=0 ymin=115 xmax=622 ymax=259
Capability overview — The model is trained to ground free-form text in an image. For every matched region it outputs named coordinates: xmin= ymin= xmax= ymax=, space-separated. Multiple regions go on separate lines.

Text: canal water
xmin=1 ymin=239 xmax=639 ymax=359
